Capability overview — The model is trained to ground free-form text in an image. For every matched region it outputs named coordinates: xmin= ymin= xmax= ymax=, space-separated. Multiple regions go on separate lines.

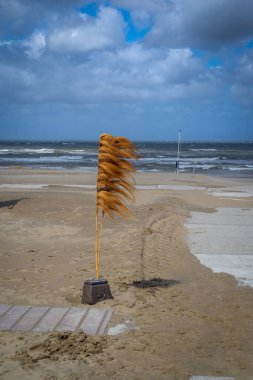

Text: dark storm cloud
xmin=0 ymin=0 xmax=93 ymax=38
xmin=230 ymin=50 xmax=253 ymax=106
xmin=111 ymin=0 xmax=253 ymax=49
xmin=2 ymin=0 xmax=253 ymax=47
xmin=150 ymin=0 xmax=253 ymax=48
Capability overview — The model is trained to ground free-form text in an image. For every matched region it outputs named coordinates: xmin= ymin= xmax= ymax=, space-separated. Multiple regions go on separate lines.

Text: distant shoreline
xmin=1 ymin=166 xmax=253 ymax=181
xmin=1 ymin=139 xmax=253 ymax=143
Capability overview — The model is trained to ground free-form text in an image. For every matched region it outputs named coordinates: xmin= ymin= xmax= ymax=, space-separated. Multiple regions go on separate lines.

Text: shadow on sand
xmin=132 ymin=278 xmax=180 ymax=289
xmin=0 ymin=198 xmax=27 ymax=209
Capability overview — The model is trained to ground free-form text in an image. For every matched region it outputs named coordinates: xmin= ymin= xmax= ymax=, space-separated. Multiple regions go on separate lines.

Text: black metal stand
xmin=82 ymin=278 xmax=113 ymax=305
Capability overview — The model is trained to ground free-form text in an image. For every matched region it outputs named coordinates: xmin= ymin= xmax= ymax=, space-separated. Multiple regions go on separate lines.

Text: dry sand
xmin=0 ymin=169 xmax=253 ymax=380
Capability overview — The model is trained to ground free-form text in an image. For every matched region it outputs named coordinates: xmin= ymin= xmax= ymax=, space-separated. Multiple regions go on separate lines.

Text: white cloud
xmin=0 ymin=64 xmax=36 ymax=86
xmin=110 ymin=0 xmax=168 ymax=13
xmin=23 ymin=31 xmax=46 ymax=59
xmin=230 ymin=51 xmax=253 ymax=106
xmin=0 ymin=63 xmax=37 ymax=103
xmin=48 ymin=6 xmax=125 ymax=53
xmin=0 ymin=42 xmax=219 ymax=104
xmin=147 ymin=48 xmax=202 ymax=85
xmin=130 ymin=9 xmax=151 ymax=30
xmin=0 ymin=0 xmax=252 ymax=112
xmin=116 ymin=43 xmax=154 ymax=64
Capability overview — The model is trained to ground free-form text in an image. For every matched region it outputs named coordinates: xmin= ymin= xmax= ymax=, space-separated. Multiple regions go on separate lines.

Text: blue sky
xmin=0 ymin=0 xmax=253 ymax=141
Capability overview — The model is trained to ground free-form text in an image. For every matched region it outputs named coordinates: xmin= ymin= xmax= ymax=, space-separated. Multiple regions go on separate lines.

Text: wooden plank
xmin=190 ymin=377 xmax=234 ymax=380
xmin=0 ymin=305 xmax=31 ymax=330
xmin=79 ymin=308 xmax=107 ymax=335
xmin=0 ymin=304 xmax=13 ymax=317
xmin=97 ymin=309 xmax=113 ymax=335
xmin=11 ymin=306 xmax=49 ymax=332
xmin=32 ymin=307 xmax=68 ymax=333
xmin=55 ymin=307 xmax=89 ymax=332
xmin=0 ymin=304 xmax=113 ymax=335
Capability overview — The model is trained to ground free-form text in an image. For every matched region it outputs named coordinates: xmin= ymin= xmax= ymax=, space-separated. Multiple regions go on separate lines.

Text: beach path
xmin=0 ymin=304 xmax=113 ymax=335
xmin=187 ymin=207 xmax=253 ymax=287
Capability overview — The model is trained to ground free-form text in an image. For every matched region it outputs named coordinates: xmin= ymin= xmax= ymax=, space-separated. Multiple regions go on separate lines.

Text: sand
xmin=0 ymin=169 xmax=253 ymax=380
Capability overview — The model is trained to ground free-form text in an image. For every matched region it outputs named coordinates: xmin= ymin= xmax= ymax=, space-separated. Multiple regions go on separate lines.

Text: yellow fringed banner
xmin=95 ymin=133 xmax=139 ymax=278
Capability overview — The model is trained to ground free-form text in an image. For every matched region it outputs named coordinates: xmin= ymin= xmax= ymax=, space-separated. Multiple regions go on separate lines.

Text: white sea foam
xmin=189 ymin=148 xmax=217 ymax=151
xmin=138 ymin=169 xmax=160 ymax=172
xmin=139 ymin=156 xmax=220 ymax=163
xmin=0 ymin=148 xmax=55 ymax=154
xmin=0 ymin=155 xmax=84 ymax=163
xmin=60 ymin=149 xmax=89 ymax=154
xmin=180 ymin=163 xmax=216 ymax=170
xmin=225 ymin=166 xmax=253 ymax=171
xmin=0 ymin=148 xmax=97 ymax=156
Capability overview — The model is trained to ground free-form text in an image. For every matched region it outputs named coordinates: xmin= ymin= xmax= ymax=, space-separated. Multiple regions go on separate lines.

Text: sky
xmin=0 ymin=0 xmax=253 ymax=141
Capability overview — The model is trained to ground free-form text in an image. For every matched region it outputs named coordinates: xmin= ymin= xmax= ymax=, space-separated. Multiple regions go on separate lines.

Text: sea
xmin=0 ymin=141 xmax=253 ymax=178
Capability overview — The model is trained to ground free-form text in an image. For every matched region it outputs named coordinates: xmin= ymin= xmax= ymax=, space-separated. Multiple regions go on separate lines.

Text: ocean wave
xmin=139 ymin=157 xmax=186 ymax=163
xmin=0 ymin=148 xmax=55 ymax=154
xmin=189 ymin=148 xmax=218 ymax=152
xmin=139 ymin=156 xmax=221 ymax=164
xmin=180 ymin=164 xmax=216 ymax=170
xmin=67 ymin=149 xmax=87 ymax=154
xmin=138 ymin=169 xmax=160 ymax=172
xmin=0 ymin=141 xmax=252 ymax=177
xmin=226 ymin=166 xmax=253 ymax=171
xmin=0 ymin=148 xmax=97 ymax=156
xmin=49 ymin=149 xmax=97 ymax=156
xmin=0 ymin=155 xmax=84 ymax=163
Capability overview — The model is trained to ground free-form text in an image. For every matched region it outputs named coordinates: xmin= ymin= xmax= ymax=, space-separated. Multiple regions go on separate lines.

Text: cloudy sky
xmin=0 ymin=0 xmax=253 ymax=141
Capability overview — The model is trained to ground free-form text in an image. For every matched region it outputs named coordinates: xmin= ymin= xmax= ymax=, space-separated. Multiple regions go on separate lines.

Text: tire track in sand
xmin=140 ymin=210 xmax=182 ymax=281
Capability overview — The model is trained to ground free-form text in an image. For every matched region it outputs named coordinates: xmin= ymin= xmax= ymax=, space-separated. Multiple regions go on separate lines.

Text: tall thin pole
xmin=97 ymin=211 xmax=104 ymax=278
xmin=95 ymin=208 xmax=99 ymax=278
xmin=176 ymin=129 xmax=181 ymax=174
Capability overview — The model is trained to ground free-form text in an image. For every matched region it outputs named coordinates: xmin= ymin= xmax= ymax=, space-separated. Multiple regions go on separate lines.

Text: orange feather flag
xmin=95 ymin=133 xmax=139 ymax=278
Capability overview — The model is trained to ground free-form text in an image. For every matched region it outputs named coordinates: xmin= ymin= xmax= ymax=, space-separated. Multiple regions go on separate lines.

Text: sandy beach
xmin=0 ymin=169 xmax=253 ymax=379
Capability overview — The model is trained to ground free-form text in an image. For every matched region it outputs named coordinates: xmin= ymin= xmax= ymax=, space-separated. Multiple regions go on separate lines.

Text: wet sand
xmin=0 ymin=169 xmax=253 ymax=379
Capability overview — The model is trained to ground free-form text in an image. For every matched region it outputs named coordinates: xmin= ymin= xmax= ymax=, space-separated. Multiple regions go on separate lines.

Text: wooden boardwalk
xmin=189 ymin=376 xmax=235 ymax=380
xmin=190 ymin=377 xmax=234 ymax=380
xmin=0 ymin=304 xmax=113 ymax=335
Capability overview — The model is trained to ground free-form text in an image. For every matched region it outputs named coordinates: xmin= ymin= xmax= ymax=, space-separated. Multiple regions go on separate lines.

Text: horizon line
xmin=0 ymin=139 xmax=253 ymax=144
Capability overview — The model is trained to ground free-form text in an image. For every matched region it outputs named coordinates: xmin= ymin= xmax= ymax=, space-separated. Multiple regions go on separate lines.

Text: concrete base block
xmin=82 ymin=278 xmax=113 ymax=305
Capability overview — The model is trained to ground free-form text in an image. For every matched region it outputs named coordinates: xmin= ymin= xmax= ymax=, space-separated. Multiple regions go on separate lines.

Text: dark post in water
xmin=176 ymin=129 xmax=181 ymax=174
